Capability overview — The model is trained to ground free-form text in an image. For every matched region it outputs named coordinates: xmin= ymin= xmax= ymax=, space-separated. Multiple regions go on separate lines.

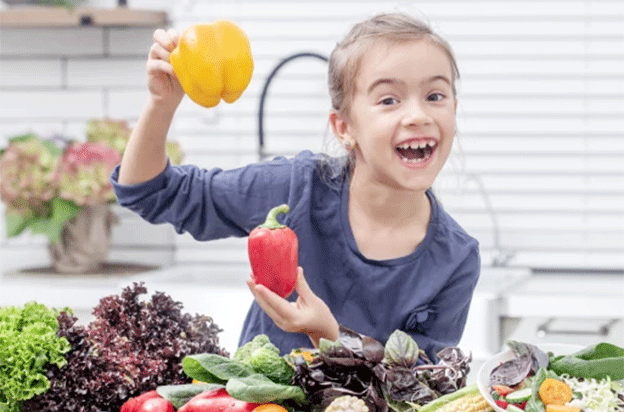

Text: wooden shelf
xmin=0 ymin=6 xmax=168 ymax=28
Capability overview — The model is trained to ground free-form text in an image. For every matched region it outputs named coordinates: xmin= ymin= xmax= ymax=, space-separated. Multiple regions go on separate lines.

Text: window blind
xmin=172 ymin=0 xmax=623 ymax=271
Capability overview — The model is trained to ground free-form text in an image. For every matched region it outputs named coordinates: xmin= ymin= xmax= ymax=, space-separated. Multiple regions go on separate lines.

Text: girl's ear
xmin=329 ymin=110 xmax=352 ymax=144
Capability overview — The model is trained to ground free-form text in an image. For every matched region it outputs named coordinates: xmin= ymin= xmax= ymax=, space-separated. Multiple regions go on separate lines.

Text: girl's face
xmin=333 ymin=38 xmax=457 ymax=193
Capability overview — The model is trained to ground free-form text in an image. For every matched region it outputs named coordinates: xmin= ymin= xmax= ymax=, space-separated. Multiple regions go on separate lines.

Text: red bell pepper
xmin=120 ymin=390 xmax=174 ymax=412
xmin=248 ymin=204 xmax=298 ymax=298
xmin=177 ymin=388 xmax=260 ymax=412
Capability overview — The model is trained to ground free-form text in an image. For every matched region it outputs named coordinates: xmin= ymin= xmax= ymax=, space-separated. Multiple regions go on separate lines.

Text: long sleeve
xmin=110 ymin=158 xmax=295 ymax=241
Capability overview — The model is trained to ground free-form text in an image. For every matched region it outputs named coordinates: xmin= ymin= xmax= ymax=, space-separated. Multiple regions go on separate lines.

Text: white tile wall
xmin=2 ymin=0 xmax=623 ymax=273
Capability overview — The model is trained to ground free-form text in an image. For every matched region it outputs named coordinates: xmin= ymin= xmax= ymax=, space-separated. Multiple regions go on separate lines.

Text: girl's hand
xmin=247 ymin=267 xmax=340 ymax=347
xmin=147 ymin=28 xmax=184 ymax=111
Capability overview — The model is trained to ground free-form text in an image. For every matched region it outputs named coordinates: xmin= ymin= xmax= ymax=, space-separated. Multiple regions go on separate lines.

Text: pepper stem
xmin=258 ymin=204 xmax=289 ymax=229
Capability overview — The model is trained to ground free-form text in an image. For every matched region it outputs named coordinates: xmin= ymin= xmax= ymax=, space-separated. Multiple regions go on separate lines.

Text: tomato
xmin=493 ymin=385 xmax=515 ymax=397
xmin=140 ymin=398 xmax=174 ymax=412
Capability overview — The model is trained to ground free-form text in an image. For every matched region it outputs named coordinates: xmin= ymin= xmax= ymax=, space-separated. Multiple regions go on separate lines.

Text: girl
xmin=112 ymin=12 xmax=480 ymax=361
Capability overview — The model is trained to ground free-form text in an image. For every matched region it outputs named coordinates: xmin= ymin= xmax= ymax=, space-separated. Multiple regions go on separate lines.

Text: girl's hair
xmin=328 ymin=12 xmax=460 ymax=119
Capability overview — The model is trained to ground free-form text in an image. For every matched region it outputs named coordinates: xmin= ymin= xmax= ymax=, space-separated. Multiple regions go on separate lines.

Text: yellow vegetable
xmin=252 ymin=405 xmax=289 ymax=412
xmin=539 ymin=378 xmax=573 ymax=406
xmin=545 ymin=405 xmax=581 ymax=412
xmin=170 ymin=20 xmax=253 ymax=108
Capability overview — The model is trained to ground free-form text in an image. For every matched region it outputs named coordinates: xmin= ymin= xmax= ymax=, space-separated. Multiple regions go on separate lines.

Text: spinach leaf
xmin=226 ymin=373 xmax=307 ymax=404
xmin=182 ymin=353 xmax=254 ymax=384
xmin=157 ymin=383 xmax=224 ymax=409
xmin=549 ymin=343 xmax=624 ymax=380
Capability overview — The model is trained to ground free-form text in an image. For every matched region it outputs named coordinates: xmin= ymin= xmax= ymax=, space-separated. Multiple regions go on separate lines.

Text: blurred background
xmin=1 ymin=0 xmax=622 ymax=377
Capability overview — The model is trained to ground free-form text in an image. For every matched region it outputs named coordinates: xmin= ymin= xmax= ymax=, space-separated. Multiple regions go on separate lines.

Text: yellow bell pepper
xmin=170 ymin=20 xmax=253 ymax=108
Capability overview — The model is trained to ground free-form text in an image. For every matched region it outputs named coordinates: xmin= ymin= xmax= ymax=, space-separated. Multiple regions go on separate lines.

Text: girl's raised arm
xmin=118 ymin=28 xmax=184 ymax=185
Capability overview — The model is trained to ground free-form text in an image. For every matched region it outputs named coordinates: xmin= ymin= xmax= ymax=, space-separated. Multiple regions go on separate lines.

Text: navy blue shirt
xmin=111 ymin=151 xmax=480 ymax=360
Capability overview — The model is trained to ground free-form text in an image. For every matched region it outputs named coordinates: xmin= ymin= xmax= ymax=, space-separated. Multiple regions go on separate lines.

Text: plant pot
xmin=47 ymin=204 xmax=119 ymax=273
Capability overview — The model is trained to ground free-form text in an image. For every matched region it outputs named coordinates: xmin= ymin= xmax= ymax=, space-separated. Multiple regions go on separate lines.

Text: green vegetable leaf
xmin=182 ymin=354 xmax=254 ymax=384
xmin=226 ymin=373 xmax=307 ymax=404
xmin=157 ymin=383 xmax=224 ymax=409
xmin=549 ymin=342 xmax=624 ymax=380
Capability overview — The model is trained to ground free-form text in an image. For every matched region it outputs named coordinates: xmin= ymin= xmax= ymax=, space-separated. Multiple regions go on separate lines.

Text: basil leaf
xmin=226 ymin=373 xmax=307 ymax=404
xmin=182 ymin=354 xmax=254 ymax=384
xmin=157 ymin=383 xmax=224 ymax=409
xmin=385 ymin=330 xmax=419 ymax=368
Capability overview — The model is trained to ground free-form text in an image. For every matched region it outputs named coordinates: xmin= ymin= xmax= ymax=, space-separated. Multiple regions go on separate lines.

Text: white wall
xmin=1 ymin=0 xmax=623 ymax=274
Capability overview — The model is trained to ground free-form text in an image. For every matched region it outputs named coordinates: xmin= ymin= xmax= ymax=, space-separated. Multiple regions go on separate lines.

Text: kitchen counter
xmin=498 ymin=270 xmax=624 ymax=349
xmin=502 ymin=271 xmax=624 ymax=318
xmin=1 ymin=262 xmax=159 ymax=313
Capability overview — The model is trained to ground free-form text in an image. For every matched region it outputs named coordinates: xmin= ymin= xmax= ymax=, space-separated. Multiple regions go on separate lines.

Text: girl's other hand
xmin=147 ymin=28 xmax=184 ymax=110
xmin=247 ymin=267 xmax=340 ymax=347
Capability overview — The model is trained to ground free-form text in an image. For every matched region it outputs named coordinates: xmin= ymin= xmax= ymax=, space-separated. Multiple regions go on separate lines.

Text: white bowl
xmin=477 ymin=343 xmax=584 ymax=412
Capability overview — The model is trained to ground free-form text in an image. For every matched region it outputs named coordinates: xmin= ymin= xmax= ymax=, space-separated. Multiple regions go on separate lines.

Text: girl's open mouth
xmin=395 ymin=139 xmax=437 ymax=165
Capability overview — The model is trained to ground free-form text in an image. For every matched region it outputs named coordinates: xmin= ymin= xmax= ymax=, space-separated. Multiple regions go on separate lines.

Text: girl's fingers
xmin=294 ymin=267 xmax=313 ymax=299
xmin=147 ymin=58 xmax=176 ymax=77
xmin=166 ymin=28 xmax=179 ymax=46
xmin=149 ymin=42 xmax=171 ymax=61
xmin=153 ymin=28 xmax=176 ymax=51
xmin=246 ymin=277 xmax=297 ymax=327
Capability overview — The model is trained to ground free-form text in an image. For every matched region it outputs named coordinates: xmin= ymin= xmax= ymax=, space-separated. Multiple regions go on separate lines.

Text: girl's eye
xmin=380 ymin=97 xmax=398 ymax=105
xmin=428 ymin=93 xmax=446 ymax=102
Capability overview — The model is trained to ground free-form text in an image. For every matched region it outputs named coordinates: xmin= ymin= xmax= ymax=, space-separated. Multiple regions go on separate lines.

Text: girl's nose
xmin=402 ymin=99 xmax=433 ymax=127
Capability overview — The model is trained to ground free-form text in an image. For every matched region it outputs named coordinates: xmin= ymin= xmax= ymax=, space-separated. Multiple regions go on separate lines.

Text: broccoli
xmin=250 ymin=347 xmax=295 ymax=385
xmin=233 ymin=334 xmax=278 ymax=363
xmin=233 ymin=334 xmax=295 ymax=385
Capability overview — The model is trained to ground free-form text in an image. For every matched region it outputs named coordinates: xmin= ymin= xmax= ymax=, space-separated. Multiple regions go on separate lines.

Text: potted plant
xmin=0 ymin=118 xmax=183 ymax=273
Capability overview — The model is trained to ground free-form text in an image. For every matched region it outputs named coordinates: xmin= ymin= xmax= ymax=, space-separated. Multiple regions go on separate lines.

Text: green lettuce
xmin=0 ymin=302 xmax=71 ymax=412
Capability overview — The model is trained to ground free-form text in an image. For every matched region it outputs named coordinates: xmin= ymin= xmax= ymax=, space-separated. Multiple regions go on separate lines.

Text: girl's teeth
xmin=401 ymin=156 xmax=428 ymax=163
xmin=397 ymin=140 xmax=436 ymax=150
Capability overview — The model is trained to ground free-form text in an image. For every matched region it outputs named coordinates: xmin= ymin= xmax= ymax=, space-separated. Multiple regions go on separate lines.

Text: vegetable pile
xmin=488 ymin=341 xmax=624 ymax=412
xmin=122 ymin=326 xmax=471 ymax=412
xmin=2 ymin=283 xmax=482 ymax=412
xmin=291 ymin=327 xmax=471 ymax=411
xmin=19 ymin=282 xmax=228 ymax=412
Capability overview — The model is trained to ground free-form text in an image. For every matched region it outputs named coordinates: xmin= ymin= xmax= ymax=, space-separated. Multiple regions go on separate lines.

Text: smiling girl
xmin=112 ymin=12 xmax=480 ymax=361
